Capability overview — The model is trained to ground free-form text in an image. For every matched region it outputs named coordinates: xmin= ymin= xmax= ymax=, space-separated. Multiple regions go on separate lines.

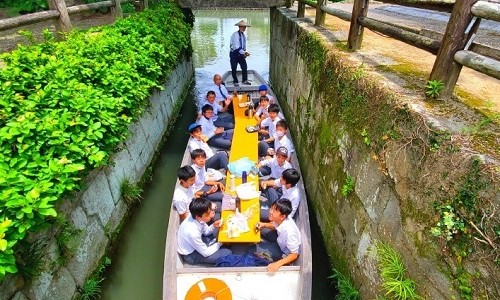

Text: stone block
xmin=10 ymin=292 xmax=27 ymax=300
xmin=26 ymin=271 xmax=52 ymax=300
xmin=43 ymin=267 xmax=76 ymax=300
xmin=81 ymin=170 xmax=115 ymax=226
xmin=105 ymin=145 xmax=137 ymax=203
xmin=125 ymin=122 xmax=153 ymax=177
xmin=0 ymin=275 xmax=24 ymax=300
xmin=70 ymin=206 xmax=88 ymax=230
xmin=106 ymin=199 xmax=128 ymax=236
xmin=66 ymin=218 xmax=108 ymax=287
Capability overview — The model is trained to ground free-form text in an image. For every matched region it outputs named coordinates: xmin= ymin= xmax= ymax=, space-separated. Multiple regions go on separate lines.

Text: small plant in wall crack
xmin=121 ymin=179 xmax=143 ymax=205
xmin=341 ymin=176 xmax=355 ymax=196
xmin=425 ymin=80 xmax=444 ymax=99
xmin=374 ymin=242 xmax=421 ymax=300
xmin=328 ymin=267 xmax=360 ymax=300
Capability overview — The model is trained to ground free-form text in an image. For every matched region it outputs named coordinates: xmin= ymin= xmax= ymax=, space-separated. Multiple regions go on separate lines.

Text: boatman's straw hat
xmin=235 ymin=20 xmax=251 ymax=27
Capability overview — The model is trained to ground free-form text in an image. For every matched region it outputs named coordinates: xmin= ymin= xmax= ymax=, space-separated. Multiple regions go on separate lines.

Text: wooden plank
xmin=47 ymin=0 xmax=72 ymax=33
xmin=67 ymin=1 xmax=113 ymax=14
xmin=0 ymin=10 xmax=59 ymax=32
xmin=471 ymin=0 xmax=500 ymax=21
xmin=429 ymin=0 xmax=477 ymax=96
xmin=377 ymin=0 xmax=455 ymax=12
xmin=111 ymin=0 xmax=123 ymax=19
xmin=301 ymin=0 xmax=317 ymax=8
xmin=315 ymin=0 xmax=327 ymax=26
xmin=297 ymin=0 xmax=306 ymax=17
xmin=348 ymin=0 xmax=370 ymax=50
xmin=470 ymin=42 xmax=500 ymax=61
xmin=321 ymin=6 xmax=351 ymax=22
xmin=358 ymin=16 xmax=441 ymax=54
xmin=455 ymin=50 xmax=500 ymax=80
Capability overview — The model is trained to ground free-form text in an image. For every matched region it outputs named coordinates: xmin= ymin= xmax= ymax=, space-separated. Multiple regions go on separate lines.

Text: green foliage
xmin=0 ymin=3 xmax=192 ymax=281
xmin=431 ymin=159 xmax=486 ymax=259
xmin=375 ymin=242 xmax=420 ymax=300
xmin=122 ymin=3 xmax=135 ymax=14
xmin=120 ymin=179 xmax=143 ymax=205
xmin=341 ymin=176 xmax=354 ymax=196
xmin=425 ymin=80 xmax=444 ymax=99
xmin=56 ymin=220 xmax=81 ymax=266
xmin=455 ymin=268 xmax=473 ymax=300
xmin=328 ymin=267 xmax=360 ymax=300
xmin=79 ymin=278 xmax=103 ymax=300
xmin=361 ymin=128 xmax=371 ymax=146
xmin=2 ymin=0 xmax=48 ymax=15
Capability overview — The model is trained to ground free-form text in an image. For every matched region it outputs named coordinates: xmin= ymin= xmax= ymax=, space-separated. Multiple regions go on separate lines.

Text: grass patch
xmin=120 ymin=179 xmax=143 ymax=205
xmin=328 ymin=267 xmax=360 ymax=300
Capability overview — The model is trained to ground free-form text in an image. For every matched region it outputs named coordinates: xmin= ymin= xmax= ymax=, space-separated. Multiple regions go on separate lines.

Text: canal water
xmin=101 ymin=9 xmax=336 ymax=299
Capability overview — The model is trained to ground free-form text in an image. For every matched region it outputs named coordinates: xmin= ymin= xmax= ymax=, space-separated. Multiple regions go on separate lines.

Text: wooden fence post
xmin=315 ymin=0 xmax=327 ymax=26
xmin=348 ymin=0 xmax=369 ymax=50
xmin=143 ymin=0 xmax=149 ymax=10
xmin=429 ymin=0 xmax=477 ymax=96
xmin=298 ymin=0 xmax=305 ymax=17
xmin=47 ymin=0 xmax=72 ymax=33
xmin=111 ymin=0 xmax=123 ymax=19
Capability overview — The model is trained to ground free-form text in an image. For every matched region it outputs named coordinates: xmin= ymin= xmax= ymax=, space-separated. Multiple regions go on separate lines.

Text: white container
xmin=236 ymin=183 xmax=260 ymax=200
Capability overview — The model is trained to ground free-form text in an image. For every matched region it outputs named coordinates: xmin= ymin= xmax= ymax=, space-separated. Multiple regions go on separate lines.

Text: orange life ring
xmin=184 ymin=278 xmax=232 ymax=300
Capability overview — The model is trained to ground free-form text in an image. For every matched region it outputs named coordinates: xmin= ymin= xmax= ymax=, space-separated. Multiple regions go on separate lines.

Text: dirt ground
xmin=304 ymin=8 xmax=500 ymax=117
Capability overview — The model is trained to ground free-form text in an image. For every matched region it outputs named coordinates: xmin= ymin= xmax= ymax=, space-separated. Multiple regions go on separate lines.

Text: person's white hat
xmin=235 ymin=20 xmax=251 ymax=27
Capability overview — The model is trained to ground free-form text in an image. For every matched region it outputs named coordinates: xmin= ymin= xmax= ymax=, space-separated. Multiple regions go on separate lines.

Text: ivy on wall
xmin=0 ymin=3 xmax=192 ymax=280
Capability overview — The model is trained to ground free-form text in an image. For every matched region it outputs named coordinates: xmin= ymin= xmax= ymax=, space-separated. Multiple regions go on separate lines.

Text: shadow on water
xmin=101 ymin=9 xmax=336 ymax=300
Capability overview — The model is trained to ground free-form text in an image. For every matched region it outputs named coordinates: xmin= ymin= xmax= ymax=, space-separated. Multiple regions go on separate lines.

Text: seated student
xmin=177 ymin=198 xmax=232 ymax=265
xmin=258 ymin=104 xmax=281 ymax=157
xmin=254 ymin=96 xmax=270 ymax=125
xmin=187 ymin=123 xmax=228 ymax=171
xmin=173 ymin=165 xmax=219 ymax=222
xmin=197 ymin=90 xmax=234 ymax=130
xmin=255 ymin=198 xmax=301 ymax=272
xmin=258 ymin=84 xmax=275 ymax=104
xmin=197 ymin=104 xmax=233 ymax=150
xmin=260 ymin=168 xmax=301 ymax=220
xmin=272 ymin=120 xmax=294 ymax=162
xmin=257 ymin=146 xmax=292 ymax=178
xmin=191 ymin=149 xmax=224 ymax=204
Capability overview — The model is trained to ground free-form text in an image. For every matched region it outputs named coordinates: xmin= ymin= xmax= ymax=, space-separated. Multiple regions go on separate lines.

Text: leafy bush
xmin=341 ymin=175 xmax=354 ymax=196
xmin=328 ymin=267 xmax=360 ymax=300
xmin=2 ymin=0 xmax=48 ymax=15
xmin=0 ymin=3 xmax=192 ymax=280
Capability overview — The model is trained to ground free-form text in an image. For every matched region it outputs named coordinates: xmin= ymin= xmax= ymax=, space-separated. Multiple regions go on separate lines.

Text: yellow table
xmin=218 ymin=93 xmax=261 ymax=243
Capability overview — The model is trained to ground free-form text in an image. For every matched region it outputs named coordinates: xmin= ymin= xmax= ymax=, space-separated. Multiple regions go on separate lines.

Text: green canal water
xmin=101 ymin=9 xmax=336 ymax=299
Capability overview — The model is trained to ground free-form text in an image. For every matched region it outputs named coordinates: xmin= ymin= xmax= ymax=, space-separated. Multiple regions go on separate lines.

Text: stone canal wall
xmin=270 ymin=7 xmax=499 ymax=299
xmin=0 ymin=58 xmax=194 ymax=300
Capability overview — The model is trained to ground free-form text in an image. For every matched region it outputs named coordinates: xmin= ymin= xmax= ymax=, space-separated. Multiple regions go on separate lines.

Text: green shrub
xmin=0 ymin=3 xmax=192 ymax=280
xmin=2 ymin=0 xmax=48 ymax=15
xmin=341 ymin=175 xmax=354 ymax=196
xmin=328 ymin=267 xmax=360 ymax=300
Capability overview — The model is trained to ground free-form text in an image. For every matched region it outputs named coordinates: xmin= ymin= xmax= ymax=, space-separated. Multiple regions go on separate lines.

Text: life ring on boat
xmin=184 ymin=278 xmax=232 ymax=300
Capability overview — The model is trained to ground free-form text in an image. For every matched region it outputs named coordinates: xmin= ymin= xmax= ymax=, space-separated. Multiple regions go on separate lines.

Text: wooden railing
xmin=0 ymin=0 xmax=147 ymax=35
xmin=297 ymin=0 xmax=500 ymax=96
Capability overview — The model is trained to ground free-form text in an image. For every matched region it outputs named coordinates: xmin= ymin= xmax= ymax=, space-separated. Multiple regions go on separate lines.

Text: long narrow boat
xmin=162 ymin=70 xmax=312 ymax=300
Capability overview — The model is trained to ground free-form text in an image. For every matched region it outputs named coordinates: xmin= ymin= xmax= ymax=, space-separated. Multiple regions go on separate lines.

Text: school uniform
xmin=268 ymin=179 xmax=301 ymax=218
xmin=273 ymin=134 xmax=295 ymax=157
xmin=198 ymin=100 xmax=233 ymax=130
xmin=258 ymin=116 xmax=281 ymax=157
xmin=188 ymin=137 xmax=228 ymax=171
xmin=255 ymin=217 xmax=301 ymax=262
xmin=191 ymin=163 xmax=223 ymax=203
xmin=230 ymin=30 xmax=248 ymax=84
xmin=172 ymin=185 xmax=195 ymax=216
xmin=196 ymin=115 xmax=233 ymax=150
xmin=177 ymin=215 xmax=232 ymax=264
xmin=258 ymin=157 xmax=292 ymax=179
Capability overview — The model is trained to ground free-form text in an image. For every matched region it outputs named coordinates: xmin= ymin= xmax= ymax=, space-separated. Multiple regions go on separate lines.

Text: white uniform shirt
xmin=177 ymin=216 xmax=221 ymax=257
xmin=198 ymin=100 xmax=223 ymax=122
xmin=259 ymin=157 xmax=292 ymax=179
xmin=209 ymin=84 xmax=230 ymax=102
xmin=192 ymin=163 xmax=207 ymax=192
xmin=255 ymin=104 xmax=270 ymax=119
xmin=273 ymin=179 xmax=301 ymax=218
xmin=273 ymin=134 xmax=295 ymax=156
xmin=262 ymin=94 xmax=275 ymax=104
xmin=196 ymin=115 xmax=217 ymax=139
xmin=261 ymin=116 xmax=281 ymax=138
xmin=230 ymin=31 xmax=246 ymax=55
xmin=274 ymin=217 xmax=301 ymax=256
xmin=172 ymin=185 xmax=195 ymax=215
xmin=188 ymin=137 xmax=214 ymax=159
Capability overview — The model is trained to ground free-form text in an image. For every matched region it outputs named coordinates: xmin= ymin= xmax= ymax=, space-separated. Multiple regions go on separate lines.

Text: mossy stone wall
xmin=270 ymin=7 xmax=499 ymax=299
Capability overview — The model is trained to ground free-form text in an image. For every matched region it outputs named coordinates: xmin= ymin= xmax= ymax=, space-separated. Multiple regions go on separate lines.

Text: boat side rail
xmin=177 ymin=265 xmax=300 ymax=274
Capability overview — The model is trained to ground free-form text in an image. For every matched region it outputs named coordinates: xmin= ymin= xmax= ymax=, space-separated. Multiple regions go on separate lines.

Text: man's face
xmin=193 ymin=155 xmax=206 ymax=167
xmin=259 ymin=90 xmax=267 ymax=97
xmin=269 ymin=111 xmax=278 ymax=120
xmin=197 ymin=208 xmax=215 ymax=223
xmin=276 ymin=153 xmax=287 ymax=166
xmin=214 ymin=75 xmax=222 ymax=86
xmin=180 ymin=176 xmax=196 ymax=187
xmin=239 ymin=26 xmax=247 ymax=32
xmin=203 ymin=109 xmax=214 ymax=119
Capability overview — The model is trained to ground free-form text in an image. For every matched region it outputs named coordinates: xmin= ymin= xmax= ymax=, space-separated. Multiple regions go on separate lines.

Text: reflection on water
xmin=191 ymin=10 xmax=270 ymax=103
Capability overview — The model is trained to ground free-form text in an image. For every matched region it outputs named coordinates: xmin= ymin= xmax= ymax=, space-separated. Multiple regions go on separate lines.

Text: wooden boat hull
xmin=163 ymin=70 xmax=312 ymax=300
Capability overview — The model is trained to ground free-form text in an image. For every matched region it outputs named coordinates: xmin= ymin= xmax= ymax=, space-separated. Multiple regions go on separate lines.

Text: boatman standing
xmin=230 ymin=20 xmax=251 ymax=86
